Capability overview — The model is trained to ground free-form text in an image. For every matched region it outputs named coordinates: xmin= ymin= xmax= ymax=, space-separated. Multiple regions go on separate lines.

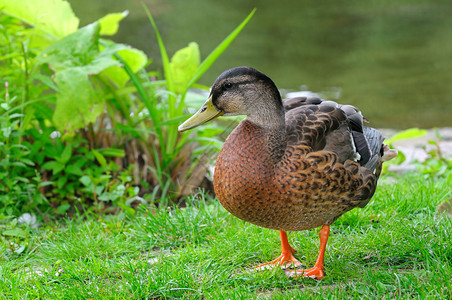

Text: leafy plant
xmin=383 ymin=128 xmax=451 ymax=178
xmin=384 ymin=128 xmax=427 ymax=166
xmin=0 ymin=0 xmax=255 ymax=217
xmin=0 ymin=82 xmax=43 ymax=216
xmin=130 ymin=6 xmax=255 ymax=202
xmin=416 ymin=129 xmax=452 ymax=177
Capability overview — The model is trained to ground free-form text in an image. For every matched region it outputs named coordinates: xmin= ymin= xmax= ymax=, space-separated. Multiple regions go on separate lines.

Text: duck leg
xmin=254 ymin=231 xmax=303 ymax=270
xmin=285 ymin=225 xmax=330 ymax=280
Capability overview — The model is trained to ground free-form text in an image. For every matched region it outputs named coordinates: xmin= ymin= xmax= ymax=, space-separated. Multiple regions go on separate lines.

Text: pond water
xmin=70 ymin=0 xmax=452 ymax=129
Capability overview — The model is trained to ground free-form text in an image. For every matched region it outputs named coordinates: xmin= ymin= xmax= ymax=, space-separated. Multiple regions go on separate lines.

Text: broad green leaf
xmin=66 ymin=164 xmax=83 ymax=176
xmin=99 ymin=11 xmax=129 ymax=36
xmin=95 ymin=185 xmax=105 ymax=195
xmin=170 ymin=42 xmax=201 ymax=94
xmin=37 ymin=22 xmax=128 ymax=133
xmin=37 ymin=23 xmax=102 ymax=72
xmin=56 ymin=203 xmax=71 ymax=214
xmin=101 ymin=47 xmax=148 ymax=87
xmin=59 ymin=144 xmax=72 ymax=165
xmin=38 ymin=22 xmax=126 ymax=73
xmin=387 ymin=128 xmax=428 ymax=144
xmin=80 ymin=175 xmax=92 ymax=186
xmin=0 ymin=0 xmax=78 ymax=39
xmin=52 ymin=68 xmax=105 ymax=133
xmin=57 ymin=176 xmax=67 ymax=189
xmin=42 ymin=160 xmax=65 ymax=174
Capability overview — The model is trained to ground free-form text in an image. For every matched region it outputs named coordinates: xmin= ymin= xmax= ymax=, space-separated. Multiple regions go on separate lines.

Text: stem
xmin=20 ymin=42 xmax=28 ymax=142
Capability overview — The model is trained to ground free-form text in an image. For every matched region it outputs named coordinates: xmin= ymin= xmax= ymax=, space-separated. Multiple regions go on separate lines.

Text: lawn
xmin=1 ymin=172 xmax=451 ymax=299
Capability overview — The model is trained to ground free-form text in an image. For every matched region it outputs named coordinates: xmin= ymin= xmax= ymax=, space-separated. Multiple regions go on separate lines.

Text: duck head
xmin=178 ymin=66 xmax=283 ymax=132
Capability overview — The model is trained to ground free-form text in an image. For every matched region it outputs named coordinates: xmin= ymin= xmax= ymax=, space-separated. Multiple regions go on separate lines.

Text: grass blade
xmin=143 ymin=4 xmax=179 ymax=155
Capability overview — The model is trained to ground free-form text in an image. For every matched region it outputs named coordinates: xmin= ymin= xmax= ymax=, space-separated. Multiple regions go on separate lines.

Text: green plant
xmin=384 ymin=128 xmax=427 ymax=166
xmin=416 ymin=128 xmax=452 ymax=177
xmin=0 ymin=0 xmax=255 ymax=217
xmin=0 ymin=1 xmax=148 ymax=215
xmin=0 ymin=82 xmax=44 ymax=217
xmin=116 ymin=7 xmax=256 ymax=203
xmin=383 ymin=128 xmax=451 ymax=178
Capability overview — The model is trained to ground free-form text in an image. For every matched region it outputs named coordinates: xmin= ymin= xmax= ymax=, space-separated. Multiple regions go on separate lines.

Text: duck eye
xmin=224 ymin=82 xmax=233 ymax=90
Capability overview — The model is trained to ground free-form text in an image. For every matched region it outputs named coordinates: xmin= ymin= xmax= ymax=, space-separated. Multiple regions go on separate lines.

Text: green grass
xmin=1 ymin=172 xmax=451 ymax=299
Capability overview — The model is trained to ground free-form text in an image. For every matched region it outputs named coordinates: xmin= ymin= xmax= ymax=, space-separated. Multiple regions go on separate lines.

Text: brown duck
xmin=178 ymin=66 xmax=397 ymax=279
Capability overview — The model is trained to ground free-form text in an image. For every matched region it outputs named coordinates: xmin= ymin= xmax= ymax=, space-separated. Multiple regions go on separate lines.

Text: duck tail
xmin=361 ymin=127 xmax=397 ymax=171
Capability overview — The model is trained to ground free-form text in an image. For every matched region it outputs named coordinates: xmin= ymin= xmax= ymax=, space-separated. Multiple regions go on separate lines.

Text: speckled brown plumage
xmin=178 ymin=66 xmax=397 ymax=279
xmin=213 ymin=101 xmax=379 ymax=232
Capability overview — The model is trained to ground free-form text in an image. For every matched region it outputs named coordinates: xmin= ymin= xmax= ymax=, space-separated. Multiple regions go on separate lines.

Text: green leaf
xmin=386 ymin=128 xmax=428 ymax=144
xmin=143 ymin=5 xmax=175 ymax=111
xmin=8 ymin=113 xmax=24 ymax=119
xmin=0 ymin=0 xmax=79 ymax=39
xmin=52 ymin=68 xmax=105 ymax=133
xmin=37 ymin=23 xmax=128 ymax=133
xmin=66 ymin=165 xmax=83 ymax=176
xmin=57 ymin=176 xmax=67 ymax=189
xmin=2 ymin=229 xmax=27 ymax=238
xmin=20 ymin=159 xmax=35 ymax=166
xmin=80 ymin=175 xmax=92 ymax=187
xmin=34 ymin=73 xmax=59 ymax=91
xmin=37 ymin=23 xmax=121 ymax=72
xmin=118 ymin=202 xmax=135 ymax=215
xmin=42 ymin=161 xmax=65 ymax=174
xmin=92 ymin=149 xmax=107 ymax=168
xmin=101 ymin=47 xmax=148 ymax=88
xmin=95 ymin=185 xmax=105 ymax=196
xmin=14 ymin=245 xmax=26 ymax=254
xmin=170 ymin=42 xmax=201 ymax=94
xmin=39 ymin=181 xmax=55 ymax=187
xmin=59 ymin=144 xmax=72 ymax=165
xmin=99 ymin=148 xmax=125 ymax=157
xmin=99 ymin=11 xmax=129 ymax=36
xmin=9 ymin=144 xmax=30 ymax=151
xmin=56 ymin=203 xmax=71 ymax=214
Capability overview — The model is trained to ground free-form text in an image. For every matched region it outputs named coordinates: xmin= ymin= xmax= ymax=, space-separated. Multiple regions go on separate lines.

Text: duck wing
xmin=283 ymin=96 xmax=384 ymax=172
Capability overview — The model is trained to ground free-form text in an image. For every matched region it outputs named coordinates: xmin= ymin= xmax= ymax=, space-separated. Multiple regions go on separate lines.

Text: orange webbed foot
xmin=284 ymin=225 xmax=330 ymax=280
xmin=253 ymin=231 xmax=303 ymax=270
xmin=254 ymin=249 xmax=303 ymax=270
xmin=284 ymin=265 xmax=325 ymax=280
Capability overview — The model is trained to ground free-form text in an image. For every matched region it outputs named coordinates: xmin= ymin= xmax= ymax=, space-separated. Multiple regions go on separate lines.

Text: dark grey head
xmin=178 ymin=66 xmax=284 ymax=132
xmin=209 ymin=66 xmax=283 ymax=119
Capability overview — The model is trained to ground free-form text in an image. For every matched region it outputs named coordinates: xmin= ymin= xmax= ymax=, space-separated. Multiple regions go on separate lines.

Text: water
xmin=70 ymin=0 xmax=452 ymax=129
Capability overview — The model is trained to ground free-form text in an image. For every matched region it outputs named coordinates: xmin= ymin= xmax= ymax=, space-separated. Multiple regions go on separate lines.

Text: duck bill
xmin=178 ymin=96 xmax=224 ymax=132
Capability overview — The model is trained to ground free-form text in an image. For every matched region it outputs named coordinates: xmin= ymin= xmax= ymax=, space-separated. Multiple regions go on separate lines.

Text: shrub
xmin=0 ymin=0 xmax=255 ymax=218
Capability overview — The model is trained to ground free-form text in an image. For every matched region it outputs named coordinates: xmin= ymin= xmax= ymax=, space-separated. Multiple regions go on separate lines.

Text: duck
xmin=178 ymin=66 xmax=397 ymax=279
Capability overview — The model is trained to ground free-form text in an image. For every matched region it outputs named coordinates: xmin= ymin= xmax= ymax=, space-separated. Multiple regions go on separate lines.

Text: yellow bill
xmin=178 ymin=96 xmax=224 ymax=132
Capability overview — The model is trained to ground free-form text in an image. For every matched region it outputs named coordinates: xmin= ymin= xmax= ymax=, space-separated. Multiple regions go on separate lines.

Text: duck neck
xmin=245 ymin=108 xmax=287 ymax=163
xmin=245 ymin=94 xmax=286 ymax=129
